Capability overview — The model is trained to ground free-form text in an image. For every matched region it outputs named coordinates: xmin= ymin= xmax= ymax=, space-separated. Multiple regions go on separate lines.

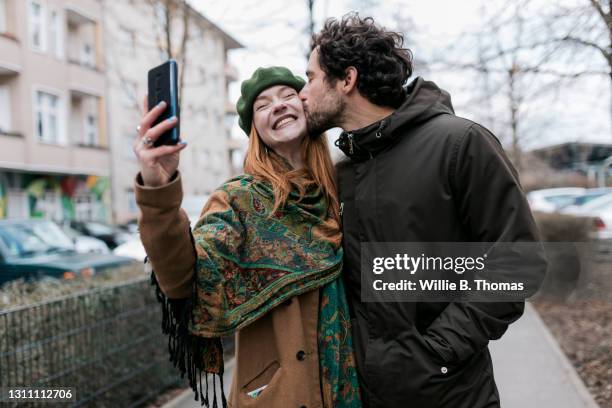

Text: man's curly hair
xmin=311 ymin=13 xmax=413 ymax=108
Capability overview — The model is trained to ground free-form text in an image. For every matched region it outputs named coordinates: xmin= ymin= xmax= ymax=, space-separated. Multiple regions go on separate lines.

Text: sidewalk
xmin=163 ymin=303 xmax=600 ymax=408
xmin=489 ymin=302 xmax=600 ymax=408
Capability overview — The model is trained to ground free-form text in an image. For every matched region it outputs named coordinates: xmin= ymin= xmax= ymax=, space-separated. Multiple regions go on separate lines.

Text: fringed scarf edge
xmin=146 ymin=226 xmax=228 ymax=408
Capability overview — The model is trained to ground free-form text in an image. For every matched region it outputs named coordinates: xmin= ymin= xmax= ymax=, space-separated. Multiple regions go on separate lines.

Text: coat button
xmin=296 ymin=350 xmax=306 ymax=361
xmin=441 ymin=366 xmax=448 ymax=374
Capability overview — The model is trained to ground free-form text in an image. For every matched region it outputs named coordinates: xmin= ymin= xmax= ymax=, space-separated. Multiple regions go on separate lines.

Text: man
xmin=299 ymin=14 xmax=546 ymax=408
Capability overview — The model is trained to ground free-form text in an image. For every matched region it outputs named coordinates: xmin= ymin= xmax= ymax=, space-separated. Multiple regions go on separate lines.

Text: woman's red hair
xmin=243 ymin=126 xmax=340 ymax=223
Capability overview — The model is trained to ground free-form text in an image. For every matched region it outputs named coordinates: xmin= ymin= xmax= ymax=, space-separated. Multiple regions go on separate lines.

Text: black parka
xmin=335 ymin=77 xmax=546 ymax=408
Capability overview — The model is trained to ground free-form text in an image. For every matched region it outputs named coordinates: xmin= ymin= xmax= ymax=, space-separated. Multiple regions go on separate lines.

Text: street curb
xmin=161 ymin=358 xmax=235 ymax=408
xmin=529 ymin=303 xmax=601 ymax=408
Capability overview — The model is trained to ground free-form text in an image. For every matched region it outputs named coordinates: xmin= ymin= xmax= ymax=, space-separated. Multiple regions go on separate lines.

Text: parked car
xmin=559 ymin=188 xmax=612 ymax=214
xmin=0 ymin=219 xmax=134 ymax=286
xmin=59 ymin=223 xmax=110 ymax=254
xmin=526 ymin=187 xmax=586 ymax=213
xmin=113 ymin=195 xmax=210 ymax=261
xmin=70 ymin=221 xmax=132 ymax=249
xmin=560 ymin=193 xmax=612 ymax=240
xmin=118 ymin=219 xmax=139 ymax=235
xmin=113 ymin=238 xmax=147 ymax=261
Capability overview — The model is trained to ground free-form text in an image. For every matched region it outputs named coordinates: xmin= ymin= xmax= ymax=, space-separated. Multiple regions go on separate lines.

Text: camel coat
xmin=135 ymin=172 xmax=325 ymax=408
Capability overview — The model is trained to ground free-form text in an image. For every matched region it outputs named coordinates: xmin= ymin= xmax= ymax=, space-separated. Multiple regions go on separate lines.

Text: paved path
xmin=164 ymin=303 xmax=600 ymax=408
xmin=489 ymin=302 xmax=600 ymax=408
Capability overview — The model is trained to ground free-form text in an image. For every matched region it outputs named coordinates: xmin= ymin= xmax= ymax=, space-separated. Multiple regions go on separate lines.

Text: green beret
xmin=236 ymin=66 xmax=306 ymax=136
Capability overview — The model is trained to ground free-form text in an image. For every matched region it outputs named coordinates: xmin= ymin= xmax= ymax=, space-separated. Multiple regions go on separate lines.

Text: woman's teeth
xmin=276 ymin=117 xmax=295 ymax=129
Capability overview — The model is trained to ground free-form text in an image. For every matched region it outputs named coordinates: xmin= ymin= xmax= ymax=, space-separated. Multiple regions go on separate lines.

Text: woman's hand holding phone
xmin=133 ymin=95 xmax=187 ymax=187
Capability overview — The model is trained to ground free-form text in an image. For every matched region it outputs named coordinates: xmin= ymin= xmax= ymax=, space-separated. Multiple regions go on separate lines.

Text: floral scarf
xmin=149 ymin=174 xmax=361 ymax=407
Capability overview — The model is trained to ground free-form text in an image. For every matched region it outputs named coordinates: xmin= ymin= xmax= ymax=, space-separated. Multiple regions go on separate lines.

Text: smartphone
xmin=147 ymin=59 xmax=180 ymax=146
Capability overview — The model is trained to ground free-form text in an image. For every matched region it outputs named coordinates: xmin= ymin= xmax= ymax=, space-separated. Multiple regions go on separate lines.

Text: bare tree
xmin=547 ymin=0 xmax=611 ymax=131
xmin=429 ymin=0 xmax=608 ymax=169
xmin=146 ymin=0 xmax=191 ymax=106
xmin=473 ymin=0 xmax=611 ymax=135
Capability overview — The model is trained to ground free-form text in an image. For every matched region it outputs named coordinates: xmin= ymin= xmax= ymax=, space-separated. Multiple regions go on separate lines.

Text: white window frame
xmin=32 ymin=86 xmax=66 ymax=145
xmin=0 ymin=0 xmax=7 ymax=33
xmin=74 ymin=193 xmax=94 ymax=221
xmin=38 ymin=191 xmax=62 ymax=221
xmin=29 ymin=0 xmax=47 ymax=52
xmin=84 ymin=113 xmax=98 ymax=146
xmin=49 ymin=9 xmax=64 ymax=59
xmin=0 ymin=84 xmax=11 ymax=133
xmin=81 ymin=42 xmax=95 ymax=68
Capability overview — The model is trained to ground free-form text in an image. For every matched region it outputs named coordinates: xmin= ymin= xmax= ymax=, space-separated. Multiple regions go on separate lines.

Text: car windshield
xmin=574 ymin=191 xmax=611 ymax=206
xmin=544 ymin=195 xmax=579 ymax=208
xmin=0 ymin=221 xmax=75 ymax=258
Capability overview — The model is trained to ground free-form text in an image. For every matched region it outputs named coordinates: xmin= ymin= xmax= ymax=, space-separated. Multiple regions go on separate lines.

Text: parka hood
xmin=336 ymin=77 xmax=455 ymax=160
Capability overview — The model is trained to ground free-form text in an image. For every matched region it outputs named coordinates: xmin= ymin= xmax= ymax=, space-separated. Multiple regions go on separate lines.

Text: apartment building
xmin=0 ymin=0 xmax=109 ymax=222
xmin=0 ymin=0 xmax=241 ymax=223
xmin=103 ymin=0 xmax=242 ymax=223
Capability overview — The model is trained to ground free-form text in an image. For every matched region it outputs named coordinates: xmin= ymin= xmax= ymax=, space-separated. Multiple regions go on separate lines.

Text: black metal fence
xmin=0 ymin=277 xmax=182 ymax=408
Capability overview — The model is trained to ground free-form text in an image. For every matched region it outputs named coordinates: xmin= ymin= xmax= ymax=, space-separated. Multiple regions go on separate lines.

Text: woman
xmin=133 ymin=67 xmax=361 ymax=408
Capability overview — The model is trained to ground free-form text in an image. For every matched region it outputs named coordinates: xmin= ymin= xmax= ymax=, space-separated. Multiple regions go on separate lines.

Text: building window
xmin=81 ymin=42 xmax=95 ymax=68
xmin=49 ymin=10 xmax=64 ymax=59
xmin=29 ymin=1 xmax=46 ymax=51
xmin=84 ymin=114 xmax=98 ymax=146
xmin=0 ymin=0 xmax=7 ymax=33
xmin=0 ymin=85 xmax=11 ymax=133
xmin=35 ymin=90 xmax=62 ymax=144
xmin=35 ymin=191 xmax=62 ymax=221
xmin=74 ymin=193 xmax=94 ymax=221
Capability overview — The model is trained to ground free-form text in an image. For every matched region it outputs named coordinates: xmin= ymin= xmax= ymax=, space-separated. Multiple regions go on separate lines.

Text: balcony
xmin=68 ymin=62 xmax=105 ymax=97
xmin=0 ymin=33 xmax=22 ymax=76
xmin=65 ymin=4 xmax=103 ymax=74
xmin=65 ymin=2 xmax=100 ymax=25
xmin=0 ymin=131 xmax=26 ymax=168
xmin=27 ymin=142 xmax=110 ymax=177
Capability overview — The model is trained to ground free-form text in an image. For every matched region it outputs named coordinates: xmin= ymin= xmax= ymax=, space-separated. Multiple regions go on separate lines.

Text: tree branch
xmin=587 ymin=0 xmax=610 ymax=28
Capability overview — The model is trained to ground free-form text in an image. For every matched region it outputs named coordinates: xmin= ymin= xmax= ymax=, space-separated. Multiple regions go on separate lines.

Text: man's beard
xmin=305 ymin=97 xmax=346 ymax=136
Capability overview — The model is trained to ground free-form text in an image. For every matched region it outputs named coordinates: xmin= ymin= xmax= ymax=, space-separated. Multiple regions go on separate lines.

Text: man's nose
xmin=299 ymin=88 xmax=308 ymax=102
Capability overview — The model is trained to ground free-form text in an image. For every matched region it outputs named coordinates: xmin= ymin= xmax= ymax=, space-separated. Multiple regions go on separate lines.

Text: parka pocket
xmin=419 ymin=332 xmax=458 ymax=366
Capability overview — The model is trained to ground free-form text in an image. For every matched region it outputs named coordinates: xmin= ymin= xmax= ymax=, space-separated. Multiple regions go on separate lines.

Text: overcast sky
xmin=189 ymin=0 xmax=611 ymax=151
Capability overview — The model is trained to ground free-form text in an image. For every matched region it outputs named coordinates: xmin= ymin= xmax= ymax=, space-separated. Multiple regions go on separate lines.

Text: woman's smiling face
xmin=252 ymin=85 xmax=307 ymax=151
